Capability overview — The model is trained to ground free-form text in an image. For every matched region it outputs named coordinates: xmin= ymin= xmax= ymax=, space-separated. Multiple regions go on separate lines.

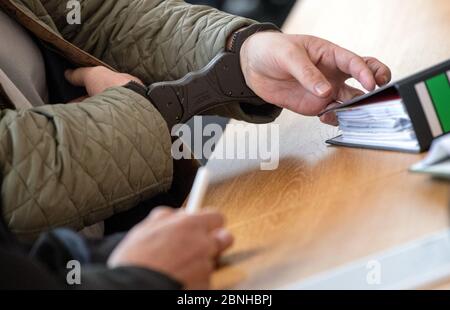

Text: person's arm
xmin=0 ymin=236 xmax=181 ymax=290
xmin=45 ymin=0 xmax=253 ymax=82
xmin=41 ymin=0 xmax=281 ymax=124
xmin=1 ymin=86 xmax=173 ymax=241
xmin=39 ymin=1 xmax=392 ymax=125
xmin=27 ymin=228 xmax=182 ymax=290
xmin=1 ymin=207 xmax=232 ymax=290
xmin=80 ymin=266 xmax=182 ymax=290
xmin=0 ymin=247 xmax=63 ymax=289
xmin=0 ymin=239 xmax=183 ymax=291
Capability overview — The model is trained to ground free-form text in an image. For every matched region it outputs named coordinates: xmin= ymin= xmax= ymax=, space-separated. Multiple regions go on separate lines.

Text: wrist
xmin=227 ymin=23 xmax=281 ymax=55
xmin=226 ymin=24 xmax=281 ymax=88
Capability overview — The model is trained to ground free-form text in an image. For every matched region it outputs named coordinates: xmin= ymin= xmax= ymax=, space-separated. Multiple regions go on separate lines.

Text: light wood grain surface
xmin=206 ymin=0 xmax=450 ymax=289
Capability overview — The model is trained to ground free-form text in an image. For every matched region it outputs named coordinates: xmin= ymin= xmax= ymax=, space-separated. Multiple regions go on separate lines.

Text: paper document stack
xmin=333 ymin=98 xmax=420 ymax=152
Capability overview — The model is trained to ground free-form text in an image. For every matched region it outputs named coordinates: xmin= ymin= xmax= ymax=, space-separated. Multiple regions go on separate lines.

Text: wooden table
xmin=206 ymin=0 xmax=450 ymax=289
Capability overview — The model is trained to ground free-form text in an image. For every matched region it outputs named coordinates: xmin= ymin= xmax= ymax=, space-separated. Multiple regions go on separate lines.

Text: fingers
xmin=333 ymin=46 xmax=377 ymax=91
xmin=320 ymin=100 xmax=341 ymax=126
xmin=64 ymin=67 xmax=92 ymax=87
xmin=201 ymin=228 xmax=233 ymax=264
xmin=363 ymin=57 xmax=392 ymax=86
xmin=183 ymin=211 xmax=232 ymax=257
xmin=283 ymin=46 xmax=333 ymax=98
xmin=319 ymin=85 xmax=365 ymax=126
xmin=338 ymin=85 xmax=366 ymax=101
xmin=190 ymin=211 xmax=225 ymax=232
xmin=320 ymin=112 xmax=338 ymax=126
xmin=281 ymin=41 xmax=389 ymax=99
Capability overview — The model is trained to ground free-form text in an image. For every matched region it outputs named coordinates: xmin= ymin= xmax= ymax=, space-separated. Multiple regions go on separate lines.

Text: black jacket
xmin=0 ymin=208 xmax=182 ymax=290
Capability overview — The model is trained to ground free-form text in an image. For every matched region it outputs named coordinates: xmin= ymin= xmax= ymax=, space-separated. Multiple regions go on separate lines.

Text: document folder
xmin=322 ymin=59 xmax=450 ymax=152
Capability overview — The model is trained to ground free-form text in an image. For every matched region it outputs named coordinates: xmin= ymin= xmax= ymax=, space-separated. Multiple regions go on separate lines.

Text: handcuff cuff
xmin=124 ymin=23 xmax=281 ymax=128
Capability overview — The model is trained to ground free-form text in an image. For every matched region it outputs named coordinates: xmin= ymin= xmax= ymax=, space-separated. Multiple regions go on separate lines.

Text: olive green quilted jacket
xmin=0 ymin=0 xmax=281 ymax=240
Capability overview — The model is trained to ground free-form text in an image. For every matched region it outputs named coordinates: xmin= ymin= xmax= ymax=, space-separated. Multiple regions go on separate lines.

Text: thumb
xmin=65 ymin=68 xmax=90 ymax=87
xmin=284 ymin=47 xmax=332 ymax=98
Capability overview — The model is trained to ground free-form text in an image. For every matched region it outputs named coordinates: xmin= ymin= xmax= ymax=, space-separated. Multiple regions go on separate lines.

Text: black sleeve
xmin=0 ymin=247 xmax=63 ymax=290
xmin=0 ymin=245 xmax=182 ymax=290
xmin=1 ymin=204 xmax=64 ymax=289
xmin=0 ymin=224 xmax=182 ymax=290
xmin=31 ymin=228 xmax=183 ymax=290
xmin=80 ymin=266 xmax=182 ymax=290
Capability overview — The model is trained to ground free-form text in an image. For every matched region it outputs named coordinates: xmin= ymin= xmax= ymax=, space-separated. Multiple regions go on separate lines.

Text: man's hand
xmin=65 ymin=66 xmax=143 ymax=97
xmin=240 ymin=32 xmax=392 ymax=125
xmin=107 ymin=207 xmax=233 ymax=290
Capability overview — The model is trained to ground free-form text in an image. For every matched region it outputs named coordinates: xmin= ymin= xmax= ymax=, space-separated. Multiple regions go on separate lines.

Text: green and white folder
xmin=323 ymin=59 xmax=450 ymax=153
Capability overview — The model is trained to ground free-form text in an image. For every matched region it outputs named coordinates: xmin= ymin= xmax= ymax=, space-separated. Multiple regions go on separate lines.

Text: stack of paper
xmin=335 ymin=99 xmax=420 ymax=152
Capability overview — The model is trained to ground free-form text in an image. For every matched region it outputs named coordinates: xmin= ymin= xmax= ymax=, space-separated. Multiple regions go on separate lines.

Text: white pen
xmin=185 ymin=167 xmax=210 ymax=214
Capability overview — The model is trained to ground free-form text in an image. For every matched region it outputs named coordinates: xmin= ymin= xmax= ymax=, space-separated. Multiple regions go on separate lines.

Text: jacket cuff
xmin=80 ymin=265 xmax=183 ymax=290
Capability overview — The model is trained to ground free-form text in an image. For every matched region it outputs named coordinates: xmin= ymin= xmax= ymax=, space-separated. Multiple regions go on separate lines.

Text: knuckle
xmin=90 ymin=66 xmax=102 ymax=73
xmin=153 ymin=206 xmax=171 ymax=214
xmin=94 ymin=65 xmax=107 ymax=71
xmin=349 ymin=56 xmax=366 ymax=75
xmin=366 ymin=57 xmax=384 ymax=70
xmin=301 ymin=65 xmax=319 ymax=79
xmin=349 ymin=55 xmax=363 ymax=68
xmin=318 ymin=46 xmax=333 ymax=59
xmin=92 ymin=66 xmax=110 ymax=76
xmin=149 ymin=206 xmax=173 ymax=219
xmin=364 ymin=56 xmax=378 ymax=64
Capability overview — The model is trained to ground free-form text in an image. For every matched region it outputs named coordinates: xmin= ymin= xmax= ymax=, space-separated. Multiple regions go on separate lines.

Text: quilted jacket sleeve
xmin=41 ymin=0 xmax=282 ymax=124
xmin=0 ymin=87 xmax=173 ymax=241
